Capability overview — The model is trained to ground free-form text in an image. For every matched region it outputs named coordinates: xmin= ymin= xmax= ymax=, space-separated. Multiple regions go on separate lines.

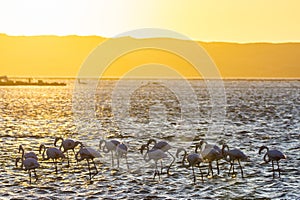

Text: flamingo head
xmin=147 ymin=139 xmax=157 ymax=146
xmin=38 ymin=144 xmax=45 ymax=154
xmin=140 ymin=144 xmax=148 ymax=154
xmin=54 ymin=137 xmax=63 ymax=147
xmin=18 ymin=145 xmax=24 ymax=153
xmin=258 ymin=145 xmax=269 ymax=155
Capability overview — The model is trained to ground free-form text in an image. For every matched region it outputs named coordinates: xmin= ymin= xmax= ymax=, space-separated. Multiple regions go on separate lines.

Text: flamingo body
xmin=99 ymin=139 xmax=120 ymax=167
xmin=54 ymin=137 xmax=81 ymax=167
xmin=176 ymin=148 xmax=203 ymax=183
xmin=76 ymin=144 xmax=101 ymax=180
xmin=259 ymin=145 xmax=286 ymax=177
xmin=222 ymin=144 xmax=248 ymax=178
xmin=145 ymin=139 xmax=175 ymax=174
xmin=23 ymin=158 xmax=40 ymax=184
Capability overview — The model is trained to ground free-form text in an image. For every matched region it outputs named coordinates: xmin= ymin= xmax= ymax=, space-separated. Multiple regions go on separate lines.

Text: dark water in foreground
xmin=0 ymin=79 xmax=299 ymax=199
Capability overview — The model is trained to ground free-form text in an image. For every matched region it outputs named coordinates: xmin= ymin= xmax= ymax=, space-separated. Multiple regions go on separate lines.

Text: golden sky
xmin=0 ymin=0 xmax=299 ymax=78
xmin=0 ymin=0 xmax=299 ymax=42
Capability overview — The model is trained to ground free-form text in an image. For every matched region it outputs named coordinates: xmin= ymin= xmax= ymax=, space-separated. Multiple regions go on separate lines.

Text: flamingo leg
xmin=160 ymin=160 xmax=163 ymax=174
xmin=73 ymin=149 xmax=79 ymax=167
xmin=228 ymin=161 xmax=233 ymax=175
xmin=33 ymin=169 xmax=38 ymax=181
xmin=192 ymin=165 xmax=196 ymax=183
xmin=238 ymin=159 xmax=244 ymax=178
xmin=66 ymin=151 xmax=70 ymax=167
xmin=111 ymin=151 xmax=114 ymax=167
xmin=154 ymin=161 xmax=160 ymax=180
xmin=92 ymin=159 xmax=98 ymax=177
xmin=117 ymin=154 xmax=120 ymax=169
xmin=126 ymin=155 xmax=129 ymax=170
xmin=28 ymin=170 xmax=32 ymax=184
xmin=232 ymin=161 xmax=235 ymax=175
xmin=167 ymin=152 xmax=175 ymax=175
xmin=272 ymin=160 xmax=275 ymax=178
xmin=198 ymin=164 xmax=204 ymax=182
xmin=53 ymin=159 xmax=58 ymax=174
xmin=209 ymin=162 xmax=213 ymax=177
xmin=216 ymin=160 xmax=220 ymax=175
xmin=153 ymin=161 xmax=157 ymax=180
xmin=277 ymin=160 xmax=281 ymax=177
xmin=87 ymin=159 xmax=91 ymax=180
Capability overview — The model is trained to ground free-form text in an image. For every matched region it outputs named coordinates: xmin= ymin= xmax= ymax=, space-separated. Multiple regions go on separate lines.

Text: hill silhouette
xmin=0 ymin=34 xmax=299 ymax=78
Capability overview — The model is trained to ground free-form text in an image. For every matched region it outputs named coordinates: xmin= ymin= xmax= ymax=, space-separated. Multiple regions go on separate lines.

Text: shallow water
xmin=0 ymin=79 xmax=299 ymax=199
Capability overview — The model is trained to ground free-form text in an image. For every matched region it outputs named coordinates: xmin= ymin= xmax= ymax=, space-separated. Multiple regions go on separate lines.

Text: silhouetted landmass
xmin=0 ymin=34 xmax=299 ymax=78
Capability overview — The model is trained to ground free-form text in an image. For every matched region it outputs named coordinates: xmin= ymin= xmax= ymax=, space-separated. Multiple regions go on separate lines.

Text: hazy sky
xmin=0 ymin=0 xmax=299 ymax=42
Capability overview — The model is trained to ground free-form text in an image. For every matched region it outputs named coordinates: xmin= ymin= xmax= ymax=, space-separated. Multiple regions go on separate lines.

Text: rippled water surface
xmin=0 ymin=79 xmax=299 ymax=199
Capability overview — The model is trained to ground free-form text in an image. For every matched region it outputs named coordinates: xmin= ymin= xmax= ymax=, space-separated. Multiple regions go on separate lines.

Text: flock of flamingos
xmin=15 ymin=137 xmax=287 ymax=184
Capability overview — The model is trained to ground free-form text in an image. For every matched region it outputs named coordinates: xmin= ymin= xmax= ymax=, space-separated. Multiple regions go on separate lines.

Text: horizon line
xmin=4 ymin=76 xmax=300 ymax=81
xmin=1 ymin=33 xmax=300 ymax=44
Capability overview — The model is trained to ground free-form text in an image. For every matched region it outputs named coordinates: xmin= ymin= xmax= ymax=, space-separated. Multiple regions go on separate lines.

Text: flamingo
xmin=54 ymin=137 xmax=81 ymax=167
xmin=195 ymin=140 xmax=223 ymax=176
xmin=259 ymin=145 xmax=286 ymax=177
xmin=176 ymin=147 xmax=203 ymax=183
xmin=140 ymin=144 xmax=168 ymax=180
xmin=144 ymin=139 xmax=175 ymax=175
xmin=16 ymin=157 xmax=40 ymax=184
xmin=39 ymin=144 xmax=65 ymax=174
xmin=16 ymin=145 xmax=38 ymax=169
xmin=222 ymin=144 xmax=248 ymax=178
xmin=99 ymin=139 xmax=120 ymax=167
xmin=116 ymin=143 xmax=129 ymax=170
xmin=76 ymin=143 xmax=101 ymax=180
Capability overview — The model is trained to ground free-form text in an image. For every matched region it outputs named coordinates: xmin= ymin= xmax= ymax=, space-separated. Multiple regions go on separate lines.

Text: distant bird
xmin=15 ymin=157 xmax=40 ymax=184
xmin=76 ymin=143 xmax=101 ymax=180
xmin=99 ymin=139 xmax=120 ymax=167
xmin=195 ymin=140 xmax=223 ymax=176
xmin=259 ymin=145 xmax=286 ymax=177
xmin=222 ymin=144 xmax=248 ymax=178
xmin=16 ymin=145 xmax=38 ymax=169
xmin=54 ymin=137 xmax=81 ymax=167
xmin=116 ymin=143 xmax=129 ymax=170
xmin=144 ymin=139 xmax=175 ymax=175
xmin=39 ymin=144 xmax=65 ymax=174
xmin=141 ymin=144 xmax=168 ymax=180
xmin=176 ymin=148 xmax=203 ymax=183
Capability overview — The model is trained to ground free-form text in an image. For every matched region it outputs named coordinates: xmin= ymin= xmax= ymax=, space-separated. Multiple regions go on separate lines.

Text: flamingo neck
xmin=42 ymin=146 xmax=48 ymax=160
xmin=259 ymin=146 xmax=269 ymax=155
xmin=147 ymin=139 xmax=157 ymax=149
xmin=19 ymin=146 xmax=25 ymax=160
xmin=222 ymin=144 xmax=229 ymax=155
xmin=182 ymin=151 xmax=190 ymax=168
xmin=142 ymin=146 xmax=151 ymax=162
xmin=99 ymin=139 xmax=105 ymax=149
xmin=55 ymin=137 xmax=64 ymax=150
xmin=75 ymin=150 xmax=84 ymax=162
xmin=263 ymin=153 xmax=270 ymax=163
xmin=143 ymin=151 xmax=151 ymax=162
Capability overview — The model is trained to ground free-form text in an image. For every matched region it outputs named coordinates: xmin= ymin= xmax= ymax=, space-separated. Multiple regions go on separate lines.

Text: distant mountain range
xmin=1 ymin=34 xmax=299 ymax=78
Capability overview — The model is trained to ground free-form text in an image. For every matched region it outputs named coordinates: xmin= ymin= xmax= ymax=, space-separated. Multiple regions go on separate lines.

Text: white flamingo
xmin=116 ymin=143 xmax=129 ymax=170
xmin=141 ymin=144 xmax=168 ymax=180
xmin=54 ymin=137 xmax=81 ymax=167
xmin=16 ymin=145 xmax=38 ymax=169
xmin=259 ymin=145 xmax=286 ymax=177
xmin=76 ymin=143 xmax=101 ymax=180
xmin=39 ymin=144 xmax=65 ymax=174
xmin=145 ymin=139 xmax=175 ymax=175
xmin=176 ymin=147 xmax=203 ymax=183
xmin=99 ymin=139 xmax=120 ymax=167
xmin=195 ymin=140 xmax=223 ymax=176
xmin=222 ymin=144 xmax=248 ymax=178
